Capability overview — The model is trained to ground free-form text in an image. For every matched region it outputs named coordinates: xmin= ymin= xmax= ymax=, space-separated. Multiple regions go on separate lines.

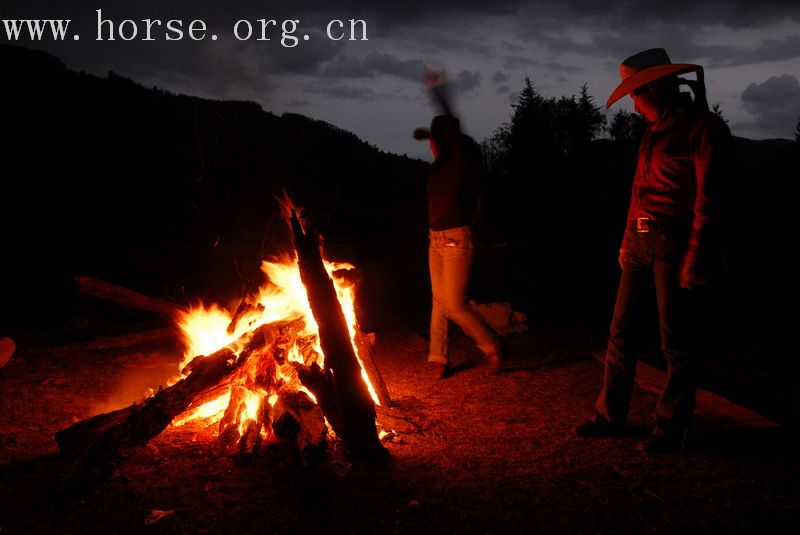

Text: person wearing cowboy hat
xmin=577 ymin=48 xmax=732 ymax=453
xmin=414 ymin=70 xmax=506 ymax=379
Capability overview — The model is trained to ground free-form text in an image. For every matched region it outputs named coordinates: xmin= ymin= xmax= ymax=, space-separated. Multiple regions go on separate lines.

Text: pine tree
xmin=512 ymin=77 xmax=541 ymax=115
xmin=609 ymin=109 xmax=646 ymax=144
xmin=481 ymin=123 xmax=511 ymax=174
xmin=795 ymin=116 xmax=800 ymax=143
xmin=711 ymin=103 xmax=729 ymax=125
xmin=577 ymin=83 xmax=606 ymax=143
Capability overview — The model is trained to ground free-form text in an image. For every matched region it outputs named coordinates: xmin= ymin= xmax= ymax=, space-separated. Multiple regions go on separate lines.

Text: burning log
xmin=289 ymin=211 xmax=385 ymax=459
xmin=331 ymin=267 xmax=392 ymax=408
xmin=83 ymin=327 xmax=178 ymax=350
xmin=57 ymin=346 xmax=238 ymax=475
xmin=353 ymin=328 xmax=391 ymax=408
xmin=55 ymin=322 xmax=285 ymax=472
xmin=271 ymin=389 xmax=326 ymax=464
xmin=238 ymin=419 xmax=263 ymax=458
xmin=226 ymin=294 xmax=265 ymax=335
xmin=213 ymin=386 xmax=268 ymax=458
xmin=294 ymin=362 xmax=344 ymax=441
xmin=75 ymin=274 xmax=182 ymax=317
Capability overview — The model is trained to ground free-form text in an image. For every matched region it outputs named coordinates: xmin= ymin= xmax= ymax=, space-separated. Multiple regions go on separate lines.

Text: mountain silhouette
xmin=0 ymin=44 xmax=428 ymax=329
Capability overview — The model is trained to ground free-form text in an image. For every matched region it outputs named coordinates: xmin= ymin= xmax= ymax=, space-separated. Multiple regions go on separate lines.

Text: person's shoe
xmin=576 ymin=419 xmax=628 ymax=437
xmin=638 ymin=429 xmax=686 ymax=455
xmin=486 ymin=353 xmax=503 ymax=375
xmin=435 ymin=363 xmax=453 ymax=379
xmin=486 ymin=339 xmax=509 ymax=375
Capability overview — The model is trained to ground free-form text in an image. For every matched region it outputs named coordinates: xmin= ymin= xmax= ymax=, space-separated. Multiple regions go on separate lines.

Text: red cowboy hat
xmin=606 ymin=48 xmax=701 ymax=109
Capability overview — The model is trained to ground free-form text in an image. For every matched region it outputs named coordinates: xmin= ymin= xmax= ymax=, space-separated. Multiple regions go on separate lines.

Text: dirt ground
xmin=0 ymin=323 xmax=798 ymax=534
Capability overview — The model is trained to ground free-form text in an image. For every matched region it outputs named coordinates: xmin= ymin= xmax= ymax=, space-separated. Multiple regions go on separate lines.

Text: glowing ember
xmin=172 ymin=390 xmax=230 ymax=427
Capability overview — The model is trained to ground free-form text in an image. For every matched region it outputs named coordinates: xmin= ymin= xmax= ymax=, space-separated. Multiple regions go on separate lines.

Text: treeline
xmin=1 ymin=42 xmax=798 ymax=343
xmin=475 ymin=76 xmax=800 ymax=339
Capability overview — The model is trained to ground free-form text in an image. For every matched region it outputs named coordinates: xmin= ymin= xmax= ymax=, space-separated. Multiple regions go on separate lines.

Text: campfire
xmin=56 ymin=208 xmax=390 ymax=475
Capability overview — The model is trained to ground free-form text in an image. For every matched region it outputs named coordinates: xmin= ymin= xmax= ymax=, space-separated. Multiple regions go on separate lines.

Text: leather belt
xmin=630 ymin=217 xmax=689 ymax=235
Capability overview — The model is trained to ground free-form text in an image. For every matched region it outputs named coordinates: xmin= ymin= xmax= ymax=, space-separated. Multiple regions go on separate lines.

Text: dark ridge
xmin=0 ymin=44 xmax=428 ymax=331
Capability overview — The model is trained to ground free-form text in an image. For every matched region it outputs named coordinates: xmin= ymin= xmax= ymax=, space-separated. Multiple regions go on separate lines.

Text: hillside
xmin=0 ymin=44 xmax=429 ymax=328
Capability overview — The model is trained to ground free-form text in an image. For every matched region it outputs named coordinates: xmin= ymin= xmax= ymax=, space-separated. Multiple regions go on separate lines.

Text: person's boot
xmin=486 ymin=339 xmax=509 ymax=375
xmin=576 ymin=418 xmax=629 ymax=437
xmin=433 ymin=363 xmax=453 ymax=379
xmin=638 ymin=427 xmax=687 ymax=454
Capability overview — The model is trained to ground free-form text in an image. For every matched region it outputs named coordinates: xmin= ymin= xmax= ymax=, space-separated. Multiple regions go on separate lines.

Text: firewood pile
xmin=57 ymin=210 xmax=389 ymax=478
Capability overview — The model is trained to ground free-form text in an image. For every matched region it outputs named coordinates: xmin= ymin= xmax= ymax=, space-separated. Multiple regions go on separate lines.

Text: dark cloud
xmin=392 ymin=28 xmax=494 ymax=56
xmin=506 ymin=2 xmax=800 ymax=64
xmin=311 ymin=0 xmax=800 ymax=30
xmin=5 ymin=1 xmax=798 ymax=31
xmin=3 ymin=0 xmax=799 ymax=149
xmin=708 ymin=35 xmax=800 ymax=67
xmin=303 ymin=82 xmax=376 ymax=101
xmin=285 ymin=98 xmax=311 ymax=106
xmin=501 ymin=40 xmax=525 ymax=52
xmin=264 ymin=31 xmax=342 ymax=74
xmin=544 ymin=62 xmax=580 ymax=72
xmin=453 ymin=69 xmax=481 ymax=94
xmin=493 ymin=70 xmax=510 ymax=84
xmin=319 ymin=52 xmax=425 ymax=81
xmin=503 ymin=55 xmax=538 ymax=69
xmin=740 ymin=73 xmax=800 ymax=136
xmin=318 ymin=54 xmax=372 ymax=78
xmin=363 ymin=53 xmax=425 ymax=80
xmin=604 ymin=0 xmax=800 ymax=29
xmin=529 ymin=25 xmax=798 ymax=73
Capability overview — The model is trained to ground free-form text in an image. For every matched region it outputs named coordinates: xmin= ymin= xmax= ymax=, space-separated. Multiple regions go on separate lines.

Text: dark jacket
xmin=621 ymin=96 xmax=732 ymax=268
xmin=427 ymin=131 xmax=482 ymax=231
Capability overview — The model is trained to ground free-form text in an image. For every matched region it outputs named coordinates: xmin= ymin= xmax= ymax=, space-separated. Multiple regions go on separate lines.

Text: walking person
xmin=577 ymin=48 xmax=731 ymax=453
xmin=414 ymin=71 xmax=505 ymax=378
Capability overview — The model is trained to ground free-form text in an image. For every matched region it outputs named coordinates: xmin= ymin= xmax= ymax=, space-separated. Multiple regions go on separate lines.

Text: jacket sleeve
xmin=620 ymin=132 xmax=650 ymax=253
xmin=429 ymin=83 xmax=454 ymax=118
xmin=685 ymin=115 xmax=731 ymax=267
xmin=620 ymin=189 xmax=637 ymax=253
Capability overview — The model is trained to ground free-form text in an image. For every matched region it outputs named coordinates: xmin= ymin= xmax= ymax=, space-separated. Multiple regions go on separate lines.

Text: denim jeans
xmin=427 ymin=226 xmax=501 ymax=365
xmin=594 ymin=230 xmax=697 ymax=434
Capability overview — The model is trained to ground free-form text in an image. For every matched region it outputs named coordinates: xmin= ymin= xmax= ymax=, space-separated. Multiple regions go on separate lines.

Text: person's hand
xmin=680 ymin=260 xmax=708 ymax=290
xmin=618 ymin=249 xmax=628 ymax=269
xmin=424 ymin=68 xmax=446 ymax=89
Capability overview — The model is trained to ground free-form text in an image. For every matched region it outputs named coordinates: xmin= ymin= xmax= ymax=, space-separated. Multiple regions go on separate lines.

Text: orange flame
xmin=172 ymin=249 xmax=380 ymax=441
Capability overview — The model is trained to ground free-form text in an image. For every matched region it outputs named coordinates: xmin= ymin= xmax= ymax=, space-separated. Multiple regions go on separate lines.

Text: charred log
xmin=238 ymin=419 xmax=263 ymax=459
xmin=353 ymin=330 xmax=392 ymax=408
xmin=271 ymin=389 xmax=327 ymax=465
xmin=84 ymin=327 xmax=178 ymax=350
xmin=295 ymin=361 xmax=343 ymax=437
xmin=226 ymin=294 xmax=265 ymax=335
xmin=75 ymin=274 xmax=182 ymax=317
xmin=331 ymin=267 xmax=392 ymax=408
xmin=55 ymin=322 xmax=286 ymax=471
xmin=290 ymin=211 xmax=385 ymax=459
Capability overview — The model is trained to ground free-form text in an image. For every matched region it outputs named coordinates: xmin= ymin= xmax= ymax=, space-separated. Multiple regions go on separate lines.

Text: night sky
xmin=4 ymin=1 xmax=799 ymax=159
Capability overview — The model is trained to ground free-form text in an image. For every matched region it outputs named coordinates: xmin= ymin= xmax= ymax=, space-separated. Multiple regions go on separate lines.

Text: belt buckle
xmin=636 ymin=217 xmax=650 ymax=233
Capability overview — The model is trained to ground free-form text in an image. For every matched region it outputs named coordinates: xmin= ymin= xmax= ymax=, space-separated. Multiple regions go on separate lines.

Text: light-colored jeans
xmin=428 ymin=226 xmax=501 ymax=365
